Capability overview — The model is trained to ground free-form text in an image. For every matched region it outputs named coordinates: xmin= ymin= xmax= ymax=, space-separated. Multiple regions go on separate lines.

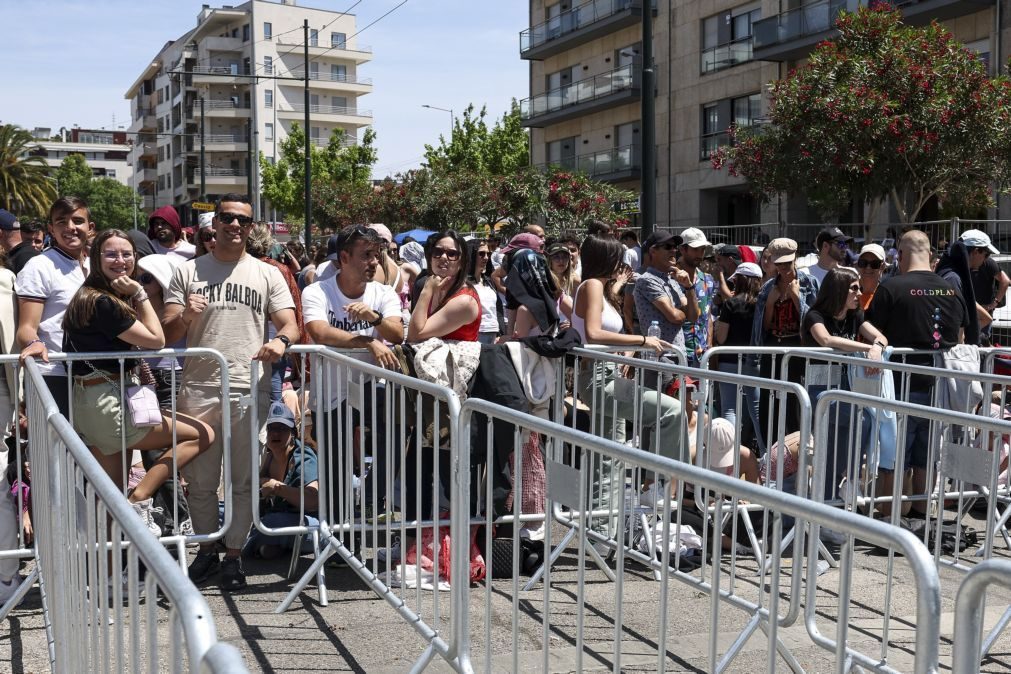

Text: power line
xmin=255 ymin=0 xmax=364 ymax=75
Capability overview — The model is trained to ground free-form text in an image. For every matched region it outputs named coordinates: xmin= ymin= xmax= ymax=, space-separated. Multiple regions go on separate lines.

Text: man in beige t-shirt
xmin=163 ymin=193 xmax=297 ymax=592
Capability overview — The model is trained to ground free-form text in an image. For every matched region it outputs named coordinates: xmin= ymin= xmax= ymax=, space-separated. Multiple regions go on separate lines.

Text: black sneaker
xmin=188 ymin=551 xmax=220 ymax=584
xmin=220 ymin=557 xmax=247 ymax=592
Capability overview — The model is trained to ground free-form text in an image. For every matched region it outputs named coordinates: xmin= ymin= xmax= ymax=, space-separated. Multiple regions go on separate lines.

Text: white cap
xmin=858 ymin=243 xmax=886 ymax=262
xmin=137 ymin=254 xmax=179 ymax=293
xmin=198 ymin=212 xmax=215 ymax=230
xmin=960 ymin=229 xmax=1000 ymax=255
xmin=707 ymin=418 xmax=737 ymax=469
xmin=680 ymin=227 xmax=710 ymax=248
xmin=730 ymin=262 xmax=762 ymax=279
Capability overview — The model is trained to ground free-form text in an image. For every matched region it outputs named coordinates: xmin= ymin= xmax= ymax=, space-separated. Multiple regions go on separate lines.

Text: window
xmin=242 ymin=24 xmax=250 ymax=41
xmin=106 ymin=169 xmax=117 ymax=178
xmin=331 ymin=32 xmax=346 ymax=49
xmin=700 ymin=92 xmax=761 ymax=160
xmin=333 ymin=96 xmax=347 ymax=111
xmin=701 ymin=5 xmax=760 ymax=74
xmin=546 ymin=136 xmax=577 ymax=170
xmin=265 ymin=123 xmax=274 ymax=141
xmin=264 ymin=22 xmax=272 ymax=40
xmin=310 ymin=29 xmax=318 ymax=47
xmin=309 ymin=62 xmax=319 ymax=79
xmin=265 ymin=89 xmax=273 ymax=108
xmin=264 ymin=56 xmax=273 ymax=75
xmin=331 ymin=64 xmax=346 ymax=82
xmin=965 ymin=38 xmax=992 ymax=72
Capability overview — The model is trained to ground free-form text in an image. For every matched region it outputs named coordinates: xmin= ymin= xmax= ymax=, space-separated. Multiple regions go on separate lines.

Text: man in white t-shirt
xmin=806 ymin=226 xmax=850 ymax=285
xmin=147 ymin=206 xmax=196 ymax=262
xmin=163 ymin=193 xmax=297 ymax=592
xmin=15 ymin=196 xmax=95 ymax=415
xmin=303 ymin=225 xmax=403 ymax=514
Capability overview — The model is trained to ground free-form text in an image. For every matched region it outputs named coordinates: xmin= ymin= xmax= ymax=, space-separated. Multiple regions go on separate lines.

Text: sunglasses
xmin=200 ymin=231 xmax=216 ymax=242
xmin=432 ymin=247 xmax=461 ymax=261
xmin=217 ymin=212 xmax=253 ymax=226
xmin=834 ymin=240 xmax=849 ymax=248
xmin=857 ymin=258 xmax=882 ymax=269
xmin=139 ymin=272 xmax=156 ymax=285
xmin=476 ymin=251 xmax=489 ymax=258
xmin=848 ymin=284 xmax=861 ymax=293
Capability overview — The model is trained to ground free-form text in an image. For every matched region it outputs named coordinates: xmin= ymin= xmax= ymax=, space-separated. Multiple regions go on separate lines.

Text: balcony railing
xmin=700 ymin=131 xmax=732 ymax=161
xmin=192 ymin=168 xmax=247 ymax=177
xmin=521 ymin=0 xmax=647 ymax=57
xmin=203 ymin=99 xmax=251 ymax=110
xmin=189 ymin=65 xmax=250 ymax=76
xmin=520 ymin=63 xmax=639 ymax=123
xmin=276 ymin=37 xmax=373 ymax=53
xmin=204 ymin=134 xmax=246 ymax=144
xmin=701 ymin=37 xmax=754 ymax=74
xmin=289 ymin=70 xmax=373 ymax=86
xmin=287 ymin=104 xmax=372 ymax=117
xmin=309 ymin=136 xmax=357 ymax=148
xmin=541 ymin=144 xmax=640 ymax=180
xmin=753 ymin=0 xmax=859 ymax=51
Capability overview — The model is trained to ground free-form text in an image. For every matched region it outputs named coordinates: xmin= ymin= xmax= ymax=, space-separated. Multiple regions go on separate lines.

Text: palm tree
xmin=0 ymin=124 xmax=56 ymax=218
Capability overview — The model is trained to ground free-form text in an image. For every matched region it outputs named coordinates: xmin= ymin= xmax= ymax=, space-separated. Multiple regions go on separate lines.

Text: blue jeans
xmin=242 ymin=510 xmax=320 ymax=556
xmin=717 ymin=361 xmax=765 ymax=456
xmin=270 ymin=360 xmax=287 ymax=404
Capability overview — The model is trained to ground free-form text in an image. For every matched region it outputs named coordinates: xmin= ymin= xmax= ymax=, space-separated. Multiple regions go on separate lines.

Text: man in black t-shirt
xmin=866 ymin=230 xmax=968 ymax=515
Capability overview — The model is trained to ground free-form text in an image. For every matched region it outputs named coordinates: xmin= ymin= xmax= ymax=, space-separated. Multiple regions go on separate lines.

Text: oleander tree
xmin=711 ymin=5 xmax=1011 ymax=222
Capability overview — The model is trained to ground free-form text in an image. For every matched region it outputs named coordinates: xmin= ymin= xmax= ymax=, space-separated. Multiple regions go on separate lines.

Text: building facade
xmin=521 ymin=0 xmax=1010 ymax=232
xmin=124 ymin=0 xmax=372 ymax=221
xmin=28 ymin=128 xmax=133 ymax=188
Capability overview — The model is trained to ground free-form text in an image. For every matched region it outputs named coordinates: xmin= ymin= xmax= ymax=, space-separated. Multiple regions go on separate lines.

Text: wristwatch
xmin=276 ymin=335 xmax=291 ymax=351
xmin=369 ymin=314 xmax=383 ymax=327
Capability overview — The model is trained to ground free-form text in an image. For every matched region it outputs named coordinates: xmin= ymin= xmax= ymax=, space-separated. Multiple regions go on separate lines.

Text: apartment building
xmin=521 ymin=0 xmax=1009 ymax=231
xmin=27 ymin=127 xmax=133 ymax=187
xmin=124 ymin=0 xmax=373 ymax=220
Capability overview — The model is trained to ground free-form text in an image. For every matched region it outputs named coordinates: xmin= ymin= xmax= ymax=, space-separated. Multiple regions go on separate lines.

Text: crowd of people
xmin=0 ymin=194 xmax=1000 ymax=596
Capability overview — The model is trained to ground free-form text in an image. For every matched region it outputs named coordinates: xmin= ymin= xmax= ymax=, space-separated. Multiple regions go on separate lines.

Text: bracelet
xmin=24 ymin=339 xmax=43 ymax=349
xmin=641 ymin=335 xmax=647 ymax=346
xmin=131 ymin=289 xmax=149 ymax=304
xmin=872 ymin=340 xmax=885 ymax=348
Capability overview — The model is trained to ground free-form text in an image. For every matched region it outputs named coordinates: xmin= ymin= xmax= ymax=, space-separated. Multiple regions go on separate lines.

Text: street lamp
xmin=421 ymin=104 xmax=454 ymax=136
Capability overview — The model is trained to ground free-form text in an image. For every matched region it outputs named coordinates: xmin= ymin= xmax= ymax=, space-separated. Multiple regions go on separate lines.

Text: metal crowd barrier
xmin=952 ymin=559 xmax=1011 ymax=674
xmin=454 ymin=397 xmax=943 ymax=674
xmin=22 ymin=357 xmax=247 ymax=672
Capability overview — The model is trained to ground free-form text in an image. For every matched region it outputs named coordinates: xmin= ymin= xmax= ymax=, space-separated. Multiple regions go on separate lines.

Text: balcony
xmin=136 ymin=168 xmax=157 ymax=184
xmin=753 ymin=0 xmax=995 ymax=62
xmin=190 ymin=65 xmax=247 ymax=85
xmin=520 ymin=0 xmax=654 ymax=60
xmin=309 ymin=135 xmax=357 ymax=148
xmin=275 ymin=37 xmax=372 ymax=64
xmin=190 ymin=167 xmax=248 ymax=187
xmin=201 ymin=99 xmax=252 ymax=118
xmin=287 ymin=70 xmax=374 ymax=93
xmin=200 ymin=134 xmax=248 ymax=152
xmin=520 ymin=64 xmax=640 ymax=128
xmin=140 ymin=195 xmax=155 ymax=211
xmin=701 ymin=37 xmax=754 ymax=74
xmin=200 ymin=36 xmax=244 ymax=52
xmin=279 ymin=104 xmax=372 ymax=125
xmin=542 ymin=144 xmax=641 ymax=183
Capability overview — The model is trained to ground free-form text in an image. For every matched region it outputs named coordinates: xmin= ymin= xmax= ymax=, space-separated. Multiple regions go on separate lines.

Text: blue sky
xmin=0 ymin=0 xmax=529 ymax=177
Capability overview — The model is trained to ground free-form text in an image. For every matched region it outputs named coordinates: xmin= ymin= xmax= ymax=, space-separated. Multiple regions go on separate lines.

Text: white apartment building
xmin=28 ymin=127 xmax=133 ymax=188
xmin=124 ymin=0 xmax=373 ymax=221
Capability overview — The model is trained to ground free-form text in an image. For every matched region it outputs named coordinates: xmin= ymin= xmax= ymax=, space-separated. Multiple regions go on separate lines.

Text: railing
xmin=288 ymin=71 xmax=373 ymax=86
xmin=286 ymin=104 xmax=372 ymax=117
xmin=309 ymin=136 xmax=357 ymax=148
xmin=192 ymin=167 xmax=247 ymax=177
xmin=520 ymin=0 xmax=639 ymax=53
xmin=753 ymin=0 xmax=860 ymax=50
xmin=701 ymin=36 xmax=754 ymax=74
xmin=134 ymin=107 xmax=156 ymax=120
xmin=204 ymin=134 xmax=246 ymax=144
xmin=277 ymin=37 xmax=373 ymax=53
xmin=541 ymin=144 xmax=641 ymax=178
xmin=203 ymin=99 xmax=250 ymax=110
xmin=189 ymin=65 xmax=249 ymax=76
xmin=520 ymin=63 xmax=639 ymax=121
xmin=700 ymin=130 xmax=732 ymax=160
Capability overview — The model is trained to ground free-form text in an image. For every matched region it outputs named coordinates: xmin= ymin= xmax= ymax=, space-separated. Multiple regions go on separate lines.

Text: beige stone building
xmin=521 ymin=0 xmax=1009 ymax=233
xmin=124 ymin=0 xmax=372 ymax=222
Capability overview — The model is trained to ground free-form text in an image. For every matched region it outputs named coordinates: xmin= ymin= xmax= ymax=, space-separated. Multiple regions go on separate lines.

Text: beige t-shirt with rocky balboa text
xmin=166 ymin=253 xmax=294 ymax=390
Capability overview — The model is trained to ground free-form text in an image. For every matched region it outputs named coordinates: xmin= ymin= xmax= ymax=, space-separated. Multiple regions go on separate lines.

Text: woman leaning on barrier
xmin=62 ymin=229 xmax=214 ymax=535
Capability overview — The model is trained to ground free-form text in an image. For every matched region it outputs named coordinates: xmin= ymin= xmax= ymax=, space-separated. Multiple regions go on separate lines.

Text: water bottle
xmin=643 ymin=321 xmax=661 ymax=361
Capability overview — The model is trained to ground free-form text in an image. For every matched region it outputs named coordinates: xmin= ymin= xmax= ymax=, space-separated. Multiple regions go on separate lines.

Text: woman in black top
xmin=63 ymin=229 xmax=213 ymax=532
xmin=802 ymin=268 xmax=887 ymax=354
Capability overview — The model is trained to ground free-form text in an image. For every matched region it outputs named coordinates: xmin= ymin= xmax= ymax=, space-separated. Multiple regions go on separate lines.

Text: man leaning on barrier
xmin=162 ymin=193 xmax=298 ymax=592
xmin=302 ymin=224 xmax=404 ymax=519
xmin=866 ymin=229 xmax=969 ymax=517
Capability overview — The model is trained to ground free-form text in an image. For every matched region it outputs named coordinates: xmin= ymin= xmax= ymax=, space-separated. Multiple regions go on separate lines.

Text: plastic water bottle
xmin=643 ymin=321 xmax=661 ymax=361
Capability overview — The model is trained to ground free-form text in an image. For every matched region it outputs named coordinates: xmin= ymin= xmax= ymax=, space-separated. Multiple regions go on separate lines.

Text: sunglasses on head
xmin=857 ymin=258 xmax=882 ymax=269
xmin=432 ymin=246 xmax=461 ymax=261
xmin=549 ymin=250 xmax=571 ymax=260
xmin=217 ymin=212 xmax=253 ymax=226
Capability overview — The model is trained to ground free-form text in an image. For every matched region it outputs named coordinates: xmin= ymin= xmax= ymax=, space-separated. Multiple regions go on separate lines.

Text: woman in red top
xmin=408 ymin=230 xmax=480 ymax=342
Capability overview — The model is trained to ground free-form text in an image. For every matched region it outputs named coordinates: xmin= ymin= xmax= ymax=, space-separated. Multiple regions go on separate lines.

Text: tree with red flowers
xmin=712 ymin=6 xmax=1011 ymax=222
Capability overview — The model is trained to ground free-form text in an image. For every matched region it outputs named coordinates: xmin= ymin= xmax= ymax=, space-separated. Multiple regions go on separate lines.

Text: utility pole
xmin=199 ymin=96 xmax=206 ymax=202
xmin=640 ymin=1 xmax=655 ymax=238
xmin=303 ymin=19 xmax=312 ymax=249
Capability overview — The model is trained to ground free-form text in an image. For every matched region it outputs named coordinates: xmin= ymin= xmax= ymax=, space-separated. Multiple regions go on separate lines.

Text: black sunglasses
xmin=217 ymin=212 xmax=253 ymax=226
xmin=432 ymin=246 xmax=461 ymax=261
xmin=139 ymin=272 xmax=156 ymax=285
xmin=857 ymin=259 xmax=883 ymax=269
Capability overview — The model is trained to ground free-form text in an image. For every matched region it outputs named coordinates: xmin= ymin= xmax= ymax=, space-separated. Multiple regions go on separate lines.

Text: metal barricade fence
xmin=22 ymin=357 xmax=248 ymax=672
xmin=454 ymin=397 xmax=943 ymax=674
xmin=952 ymin=559 xmax=1011 ymax=674
xmin=250 ymin=345 xmax=468 ymax=673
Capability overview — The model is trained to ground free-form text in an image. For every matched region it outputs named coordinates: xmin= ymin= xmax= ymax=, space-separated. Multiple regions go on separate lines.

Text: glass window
xmin=310 ymin=29 xmax=318 ymax=47
xmin=732 ymin=93 xmax=761 ymax=127
xmin=242 ymin=24 xmax=250 ymax=41
xmin=331 ymin=32 xmax=346 ymax=49
xmin=309 ymin=62 xmax=319 ymax=79
xmin=702 ymin=103 xmax=720 ymax=136
xmin=331 ymin=64 xmax=346 ymax=81
xmin=263 ymin=22 xmax=272 ymax=40
xmin=264 ymin=56 xmax=272 ymax=75
xmin=265 ymin=123 xmax=274 ymax=141
xmin=702 ymin=15 xmax=719 ymax=50
xmin=265 ymin=89 xmax=273 ymax=108
xmin=107 ymin=170 xmax=117 ymax=178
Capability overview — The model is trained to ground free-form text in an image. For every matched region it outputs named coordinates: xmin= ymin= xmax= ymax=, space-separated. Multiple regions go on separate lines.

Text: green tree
xmin=423 ymin=102 xmax=529 ymax=175
xmin=53 ymin=154 xmax=139 ymax=229
xmin=259 ymin=124 xmax=378 ymax=222
xmin=0 ymin=124 xmax=56 ymax=218
xmin=55 ymin=153 xmax=92 ymax=198
xmin=712 ymin=6 xmax=1011 ymax=222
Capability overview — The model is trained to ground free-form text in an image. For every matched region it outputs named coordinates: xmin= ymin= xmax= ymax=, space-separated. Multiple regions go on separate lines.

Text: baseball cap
xmin=669 ymin=375 xmax=698 ymax=393
xmin=707 ymin=418 xmax=737 ymax=469
xmin=680 ymin=227 xmax=710 ymax=248
xmin=816 ymin=226 xmax=851 ymax=249
xmin=326 ymin=234 xmax=341 ymax=261
xmin=730 ymin=262 xmax=762 ymax=279
xmin=717 ymin=243 xmax=741 ymax=260
xmin=766 ymin=238 xmax=798 ymax=264
xmin=198 ymin=212 xmax=215 ymax=230
xmin=642 ymin=230 xmax=682 ymax=251
xmin=0 ymin=209 xmax=20 ymax=231
xmin=265 ymin=401 xmax=295 ymax=428
xmin=960 ymin=229 xmax=1000 ymax=255
xmin=545 ymin=242 xmax=571 ymax=257
xmin=137 ymin=254 xmax=180 ymax=293
xmin=500 ymin=232 xmax=544 ymax=255
xmin=858 ymin=243 xmax=886 ymax=262
xmin=368 ymin=223 xmax=393 ymax=244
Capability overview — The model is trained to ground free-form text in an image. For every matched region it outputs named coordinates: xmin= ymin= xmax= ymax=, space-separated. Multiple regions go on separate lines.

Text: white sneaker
xmin=130 ymin=498 xmax=162 ymax=537
xmin=177 ymin=518 xmax=195 ymax=536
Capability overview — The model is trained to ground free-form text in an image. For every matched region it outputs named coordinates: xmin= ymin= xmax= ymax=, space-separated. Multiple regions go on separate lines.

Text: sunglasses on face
xmin=139 ymin=272 xmax=156 ymax=285
xmin=476 ymin=251 xmax=489 ymax=258
xmin=857 ymin=258 xmax=882 ymax=269
xmin=432 ymin=247 xmax=461 ymax=261
xmin=217 ymin=212 xmax=253 ymax=226
xmin=834 ymin=240 xmax=849 ymax=249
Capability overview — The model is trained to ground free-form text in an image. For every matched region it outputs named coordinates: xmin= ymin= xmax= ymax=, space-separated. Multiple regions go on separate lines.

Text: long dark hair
xmin=732 ymin=275 xmax=762 ymax=305
xmin=466 ymin=238 xmax=492 ymax=285
xmin=425 ymin=230 xmax=472 ymax=310
xmin=64 ymin=229 xmax=139 ymax=330
xmin=810 ymin=267 xmax=859 ymax=320
xmin=579 ymin=235 xmax=624 ymax=309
